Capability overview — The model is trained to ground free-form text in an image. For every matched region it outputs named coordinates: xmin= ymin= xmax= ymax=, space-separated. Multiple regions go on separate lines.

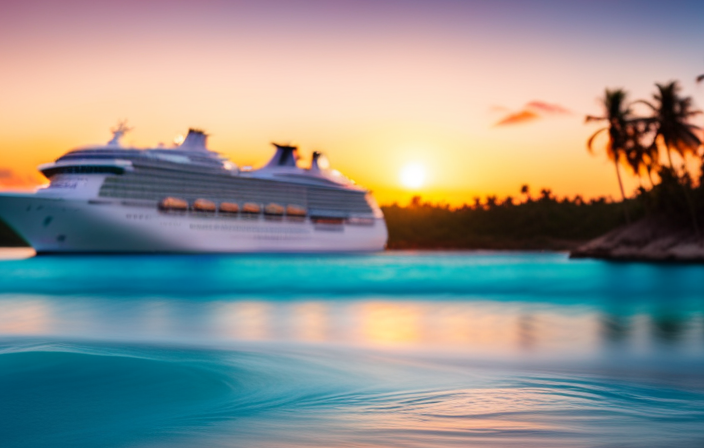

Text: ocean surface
xmin=0 ymin=250 xmax=703 ymax=447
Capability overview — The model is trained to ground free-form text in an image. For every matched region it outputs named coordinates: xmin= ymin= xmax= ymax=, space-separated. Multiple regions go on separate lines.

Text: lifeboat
xmin=286 ymin=205 xmax=307 ymax=216
xmin=312 ymin=217 xmax=344 ymax=225
xmin=286 ymin=204 xmax=306 ymax=222
xmin=219 ymin=202 xmax=239 ymax=215
xmin=242 ymin=202 xmax=261 ymax=214
xmin=346 ymin=217 xmax=375 ymax=226
xmin=193 ymin=198 xmax=216 ymax=212
xmin=264 ymin=203 xmax=284 ymax=215
xmin=159 ymin=197 xmax=188 ymax=211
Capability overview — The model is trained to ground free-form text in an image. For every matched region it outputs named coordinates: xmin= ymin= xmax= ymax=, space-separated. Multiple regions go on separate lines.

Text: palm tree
xmin=639 ymin=81 xmax=702 ymax=236
xmin=586 ymin=88 xmax=633 ymax=221
xmin=640 ymin=81 xmax=701 ymax=171
xmin=623 ymin=120 xmax=659 ymax=188
xmin=520 ymin=184 xmax=530 ymax=203
xmin=540 ymin=188 xmax=553 ymax=201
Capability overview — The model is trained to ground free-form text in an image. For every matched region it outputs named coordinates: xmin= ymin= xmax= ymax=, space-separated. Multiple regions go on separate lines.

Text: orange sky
xmin=1 ymin=0 xmax=703 ymax=205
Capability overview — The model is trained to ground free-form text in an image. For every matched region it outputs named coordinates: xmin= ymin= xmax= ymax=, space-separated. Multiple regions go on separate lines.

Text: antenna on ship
xmin=108 ymin=120 xmax=132 ymax=147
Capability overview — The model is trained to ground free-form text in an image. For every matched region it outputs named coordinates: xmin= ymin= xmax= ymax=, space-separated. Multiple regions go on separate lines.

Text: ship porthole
xmin=43 ymin=216 xmax=53 ymax=227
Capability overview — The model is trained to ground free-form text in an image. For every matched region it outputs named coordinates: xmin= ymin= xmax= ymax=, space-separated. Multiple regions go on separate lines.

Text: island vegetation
xmin=570 ymin=79 xmax=704 ymax=261
xmin=383 ymin=191 xmax=635 ymax=250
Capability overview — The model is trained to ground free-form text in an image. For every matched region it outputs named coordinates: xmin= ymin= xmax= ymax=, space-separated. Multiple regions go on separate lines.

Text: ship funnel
xmin=265 ymin=143 xmax=298 ymax=168
xmin=180 ymin=128 xmax=209 ymax=151
xmin=310 ymin=151 xmax=330 ymax=173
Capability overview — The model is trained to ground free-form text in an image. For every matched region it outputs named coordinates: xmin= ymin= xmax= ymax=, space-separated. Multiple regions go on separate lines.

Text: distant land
xmin=383 ymin=193 xmax=627 ymax=251
xmin=569 ymin=167 xmax=704 ymax=262
xmin=570 ymin=215 xmax=704 ymax=262
xmin=570 ymin=80 xmax=704 ymax=262
xmin=389 ymin=175 xmax=704 ymax=261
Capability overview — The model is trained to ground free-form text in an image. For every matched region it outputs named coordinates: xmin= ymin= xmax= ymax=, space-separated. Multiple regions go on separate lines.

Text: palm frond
xmin=632 ymin=99 xmax=657 ymax=112
xmin=585 ymin=115 xmax=605 ymax=123
xmin=586 ymin=128 xmax=607 ymax=153
xmin=681 ymin=127 xmax=702 ymax=147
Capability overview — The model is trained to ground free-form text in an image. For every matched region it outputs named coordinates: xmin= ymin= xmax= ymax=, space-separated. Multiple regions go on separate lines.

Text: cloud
xmin=494 ymin=100 xmax=571 ymax=127
xmin=525 ymin=101 xmax=571 ymax=115
xmin=495 ymin=110 xmax=540 ymax=126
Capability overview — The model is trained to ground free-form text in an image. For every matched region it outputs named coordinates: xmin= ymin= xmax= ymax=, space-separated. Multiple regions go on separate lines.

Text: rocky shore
xmin=570 ymin=216 xmax=704 ymax=262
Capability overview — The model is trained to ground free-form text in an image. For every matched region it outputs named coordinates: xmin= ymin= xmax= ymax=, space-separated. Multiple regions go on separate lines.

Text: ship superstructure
xmin=0 ymin=127 xmax=387 ymax=253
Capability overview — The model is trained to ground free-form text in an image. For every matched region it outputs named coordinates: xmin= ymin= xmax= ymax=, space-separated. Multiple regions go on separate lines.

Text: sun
xmin=400 ymin=163 xmax=426 ymax=190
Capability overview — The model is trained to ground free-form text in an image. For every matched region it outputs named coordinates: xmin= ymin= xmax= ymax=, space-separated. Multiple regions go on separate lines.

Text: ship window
xmin=43 ymin=166 xmax=125 ymax=177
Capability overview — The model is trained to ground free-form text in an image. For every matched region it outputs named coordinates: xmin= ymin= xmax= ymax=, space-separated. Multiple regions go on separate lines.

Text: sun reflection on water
xmin=0 ymin=299 xmax=51 ymax=335
xmin=212 ymin=301 xmax=272 ymax=341
xmin=0 ymin=296 xmax=701 ymax=361
xmin=291 ymin=302 xmax=329 ymax=342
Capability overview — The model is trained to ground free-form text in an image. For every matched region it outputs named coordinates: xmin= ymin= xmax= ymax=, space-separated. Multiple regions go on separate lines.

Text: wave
xmin=0 ymin=345 xmax=234 ymax=447
xmin=1 ymin=341 xmax=703 ymax=448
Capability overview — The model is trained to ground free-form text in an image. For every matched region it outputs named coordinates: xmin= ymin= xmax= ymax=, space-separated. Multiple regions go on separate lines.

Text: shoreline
xmin=569 ymin=216 xmax=704 ymax=263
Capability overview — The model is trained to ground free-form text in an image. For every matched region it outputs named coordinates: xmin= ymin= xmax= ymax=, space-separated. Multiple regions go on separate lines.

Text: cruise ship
xmin=0 ymin=126 xmax=387 ymax=253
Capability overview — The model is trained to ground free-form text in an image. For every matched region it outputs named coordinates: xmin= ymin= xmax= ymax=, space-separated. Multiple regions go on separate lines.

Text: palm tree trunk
xmin=646 ymin=168 xmax=654 ymax=189
xmin=666 ymin=144 xmax=700 ymax=239
xmin=684 ymin=188 xmax=701 ymax=240
xmin=680 ymin=177 xmax=701 ymax=240
xmin=666 ymin=147 xmax=675 ymax=171
xmin=614 ymin=159 xmax=631 ymax=223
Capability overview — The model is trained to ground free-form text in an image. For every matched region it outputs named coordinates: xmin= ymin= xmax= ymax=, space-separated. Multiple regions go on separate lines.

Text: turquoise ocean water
xmin=0 ymin=251 xmax=703 ymax=447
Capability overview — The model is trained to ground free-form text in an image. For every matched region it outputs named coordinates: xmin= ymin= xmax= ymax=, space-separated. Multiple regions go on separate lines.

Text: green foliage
xmin=383 ymin=195 xmax=640 ymax=250
xmin=637 ymin=165 xmax=704 ymax=222
xmin=585 ymin=79 xmax=703 ymax=233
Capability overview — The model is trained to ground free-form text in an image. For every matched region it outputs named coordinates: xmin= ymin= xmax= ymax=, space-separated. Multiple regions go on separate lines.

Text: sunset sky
xmin=1 ymin=0 xmax=703 ymax=205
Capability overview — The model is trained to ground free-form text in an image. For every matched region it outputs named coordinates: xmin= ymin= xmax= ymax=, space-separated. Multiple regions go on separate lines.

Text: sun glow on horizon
xmin=400 ymin=163 xmax=426 ymax=190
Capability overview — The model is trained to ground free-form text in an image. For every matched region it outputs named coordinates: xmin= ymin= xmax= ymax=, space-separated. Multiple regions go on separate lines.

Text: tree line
xmin=382 ymin=190 xmax=637 ymax=250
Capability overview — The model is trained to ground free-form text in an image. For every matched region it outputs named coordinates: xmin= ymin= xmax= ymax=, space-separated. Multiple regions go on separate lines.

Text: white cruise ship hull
xmin=0 ymin=194 xmax=388 ymax=253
